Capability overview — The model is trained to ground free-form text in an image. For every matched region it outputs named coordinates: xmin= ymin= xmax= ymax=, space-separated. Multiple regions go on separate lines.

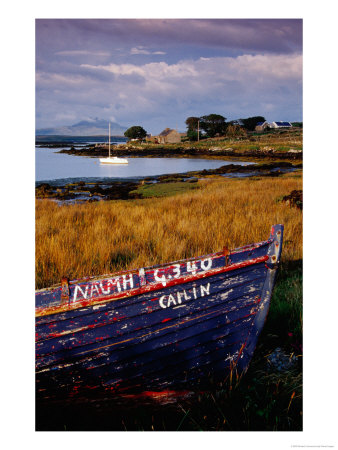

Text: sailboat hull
xmin=99 ymin=157 xmax=128 ymax=164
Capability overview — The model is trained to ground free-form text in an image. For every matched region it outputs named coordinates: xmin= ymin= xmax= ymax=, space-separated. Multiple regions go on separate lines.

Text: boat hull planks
xmin=36 ymin=225 xmax=283 ymax=401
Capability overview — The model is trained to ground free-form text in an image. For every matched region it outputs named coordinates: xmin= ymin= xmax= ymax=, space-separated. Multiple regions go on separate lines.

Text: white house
xmin=269 ymin=121 xmax=292 ymax=129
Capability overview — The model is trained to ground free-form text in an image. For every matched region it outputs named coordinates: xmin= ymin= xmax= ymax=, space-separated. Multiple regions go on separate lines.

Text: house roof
xmin=159 ymin=128 xmax=177 ymax=136
xmin=274 ymin=121 xmax=292 ymax=127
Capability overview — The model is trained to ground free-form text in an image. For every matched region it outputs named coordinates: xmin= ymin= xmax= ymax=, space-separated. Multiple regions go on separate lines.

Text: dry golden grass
xmin=36 ymin=174 xmax=302 ymax=289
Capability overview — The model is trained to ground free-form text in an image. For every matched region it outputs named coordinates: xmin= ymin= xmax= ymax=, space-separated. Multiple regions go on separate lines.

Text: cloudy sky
xmin=36 ymin=19 xmax=302 ymax=134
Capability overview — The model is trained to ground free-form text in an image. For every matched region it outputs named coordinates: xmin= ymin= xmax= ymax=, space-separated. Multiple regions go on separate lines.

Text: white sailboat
xmin=99 ymin=123 xmax=128 ymax=164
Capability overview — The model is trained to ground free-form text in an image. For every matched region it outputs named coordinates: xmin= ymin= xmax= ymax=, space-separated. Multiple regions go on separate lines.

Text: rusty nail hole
xmin=277 ymin=231 xmax=281 ymax=235
xmin=275 ymin=242 xmax=279 ymax=247
xmin=271 ymin=255 xmax=277 ymax=262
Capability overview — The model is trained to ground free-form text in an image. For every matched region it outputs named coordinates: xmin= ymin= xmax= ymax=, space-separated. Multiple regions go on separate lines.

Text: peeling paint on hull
xmin=36 ymin=225 xmax=283 ymax=402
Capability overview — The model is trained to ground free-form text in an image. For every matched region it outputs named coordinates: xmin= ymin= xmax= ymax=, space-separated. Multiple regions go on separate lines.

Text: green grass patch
xmin=261 ymin=260 xmax=303 ymax=347
xmin=275 ymin=146 xmax=291 ymax=152
xmin=131 ymin=181 xmax=200 ymax=198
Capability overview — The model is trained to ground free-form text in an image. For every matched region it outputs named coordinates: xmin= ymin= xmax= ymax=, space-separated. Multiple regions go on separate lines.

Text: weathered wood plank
xmin=36 ymin=276 xmax=265 ymax=364
xmin=36 ymin=264 xmax=267 ymax=341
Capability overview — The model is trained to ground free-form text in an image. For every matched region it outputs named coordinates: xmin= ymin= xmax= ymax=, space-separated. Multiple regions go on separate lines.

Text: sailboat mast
xmin=109 ymin=122 xmax=111 ymax=158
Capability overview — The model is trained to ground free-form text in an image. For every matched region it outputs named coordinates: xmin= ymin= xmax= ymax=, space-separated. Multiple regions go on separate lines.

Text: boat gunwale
xmin=36 ymin=271 xmax=265 ymax=348
xmin=36 ymin=236 xmax=273 ymax=294
xmin=36 ymin=254 xmax=269 ymax=318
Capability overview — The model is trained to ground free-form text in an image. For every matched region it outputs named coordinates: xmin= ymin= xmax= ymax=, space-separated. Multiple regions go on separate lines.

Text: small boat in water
xmin=99 ymin=123 xmax=128 ymax=165
xmin=100 ymin=156 xmax=128 ymax=165
xmin=36 ymin=225 xmax=283 ymax=402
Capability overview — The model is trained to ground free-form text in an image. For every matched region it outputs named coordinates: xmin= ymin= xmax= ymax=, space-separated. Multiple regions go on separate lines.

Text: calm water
xmin=36 ymin=135 xmax=127 ymax=145
xmin=36 ymin=147 xmax=253 ymax=183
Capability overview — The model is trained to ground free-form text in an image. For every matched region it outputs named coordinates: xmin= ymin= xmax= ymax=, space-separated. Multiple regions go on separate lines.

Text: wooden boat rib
xmin=36 ymin=225 xmax=283 ymax=402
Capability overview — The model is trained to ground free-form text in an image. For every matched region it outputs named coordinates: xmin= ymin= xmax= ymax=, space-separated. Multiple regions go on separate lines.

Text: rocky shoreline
xmin=55 ymin=144 xmax=302 ymax=161
xmin=36 ymin=161 xmax=302 ymax=203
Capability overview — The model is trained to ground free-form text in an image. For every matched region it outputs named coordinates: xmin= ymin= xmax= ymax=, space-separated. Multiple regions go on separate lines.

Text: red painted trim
xmin=36 ymin=255 xmax=269 ymax=318
xmin=113 ymin=389 xmax=195 ymax=403
xmin=36 ymin=238 xmax=273 ymax=294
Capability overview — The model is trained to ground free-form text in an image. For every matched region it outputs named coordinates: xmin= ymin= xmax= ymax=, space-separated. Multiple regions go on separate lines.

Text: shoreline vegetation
xmin=35 ymin=161 xmax=302 ymax=202
xmin=37 ymin=128 xmax=303 ymax=162
xmin=35 ymin=130 xmax=303 ymax=431
xmin=57 ymin=144 xmax=302 ymax=161
xmin=36 ymin=129 xmax=302 ymax=202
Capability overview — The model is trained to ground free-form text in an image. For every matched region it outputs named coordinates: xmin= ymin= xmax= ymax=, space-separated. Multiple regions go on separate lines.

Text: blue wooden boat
xmin=36 ymin=225 xmax=283 ymax=402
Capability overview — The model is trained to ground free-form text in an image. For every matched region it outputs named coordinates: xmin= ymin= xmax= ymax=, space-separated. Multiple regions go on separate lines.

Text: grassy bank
xmin=137 ymin=128 xmax=303 ymax=153
xmin=35 ymin=172 xmax=302 ymax=431
xmin=36 ymin=173 xmax=302 ymax=289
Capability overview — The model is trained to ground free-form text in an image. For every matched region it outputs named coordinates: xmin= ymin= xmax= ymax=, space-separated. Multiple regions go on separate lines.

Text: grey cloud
xmin=36 ymin=53 xmax=302 ymax=132
xmin=55 ymin=50 xmax=110 ymax=56
xmin=35 ymin=19 xmax=302 ymax=132
xmin=130 ymin=47 xmax=167 ymax=55
xmin=36 ymin=19 xmax=302 ymax=56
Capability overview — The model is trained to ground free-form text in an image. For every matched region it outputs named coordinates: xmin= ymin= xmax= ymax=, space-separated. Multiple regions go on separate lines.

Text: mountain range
xmin=36 ymin=119 xmax=127 ymax=136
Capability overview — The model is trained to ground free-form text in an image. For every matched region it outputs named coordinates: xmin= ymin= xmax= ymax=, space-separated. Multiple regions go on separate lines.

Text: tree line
xmin=185 ymin=114 xmax=266 ymax=140
xmin=123 ymin=114 xmax=267 ymax=141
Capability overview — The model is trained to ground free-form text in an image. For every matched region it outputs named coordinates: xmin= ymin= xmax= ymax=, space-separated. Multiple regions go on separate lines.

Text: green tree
xmin=124 ymin=126 xmax=147 ymax=140
xmin=240 ymin=116 xmax=266 ymax=131
xmin=187 ymin=130 xmax=199 ymax=141
xmin=199 ymin=114 xmax=227 ymax=137
xmin=185 ymin=116 xmax=200 ymax=132
xmin=291 ymin=122 xmax=303 ymax=128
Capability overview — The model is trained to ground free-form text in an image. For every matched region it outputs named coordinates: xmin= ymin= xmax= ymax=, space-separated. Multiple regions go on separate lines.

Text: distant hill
xmin=36 ymin=118 xmax=127 ymax=136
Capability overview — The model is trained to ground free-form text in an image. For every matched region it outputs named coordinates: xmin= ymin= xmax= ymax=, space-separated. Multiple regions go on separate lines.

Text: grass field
xmin=130 ymin=179 xmax=199 ymax=198
xmin=36 ymin=173 xmax=302 ymax=289
xmin=35 ymin=171 xmax=303 ymax=431
xmin=135 ymin=128 xmax=303 ymax=154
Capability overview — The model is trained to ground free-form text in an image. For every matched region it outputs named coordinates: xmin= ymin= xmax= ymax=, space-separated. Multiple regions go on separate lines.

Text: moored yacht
xmin=99 ymin=123 xmax=128 ymax=164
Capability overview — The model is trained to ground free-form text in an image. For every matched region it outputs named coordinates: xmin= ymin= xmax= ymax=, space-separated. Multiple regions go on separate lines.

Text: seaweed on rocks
xmin=36 ymin=180 xmax=140 ymax=202
xmin=58 ymin=146 xmax=303 ymax=161
xmin=36 ymin=161 xmax=301 ymax=204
